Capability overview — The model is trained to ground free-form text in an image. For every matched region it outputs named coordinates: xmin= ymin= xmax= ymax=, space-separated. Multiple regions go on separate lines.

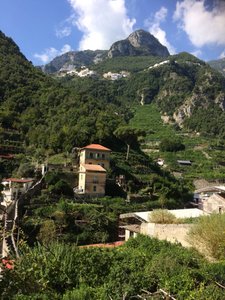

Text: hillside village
xmin=1 ymin=140 xmax=225 ymax=259
xmin=1 ymin=28 xmax=225 ymax=298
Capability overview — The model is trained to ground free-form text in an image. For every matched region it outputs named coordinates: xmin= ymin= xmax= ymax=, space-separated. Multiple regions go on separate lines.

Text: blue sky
xmin=0 ymin=0 xmax=225 ymax=65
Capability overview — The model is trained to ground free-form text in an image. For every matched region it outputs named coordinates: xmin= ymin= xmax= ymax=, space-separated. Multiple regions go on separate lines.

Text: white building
xmin=120 ymin=208 xmax=208 ymax=247
xmin=1 ymin=178 xmax=33 ymax=206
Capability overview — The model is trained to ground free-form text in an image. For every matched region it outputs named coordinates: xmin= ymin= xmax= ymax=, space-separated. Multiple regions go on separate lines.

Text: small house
xmin=1 ymin=178 xmax=33 ymax=205
xmin=119 ymin=208 xmax=207 ymax=247
xmin=194 ymin=185 xmax=225 ymax=213
xmin=177 ymin=160 xmax=192 ymax=166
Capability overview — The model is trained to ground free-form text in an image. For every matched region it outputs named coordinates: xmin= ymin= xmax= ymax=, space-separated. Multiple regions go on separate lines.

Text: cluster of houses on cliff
xmin=57 ymin=66 xmax=130 ymax=81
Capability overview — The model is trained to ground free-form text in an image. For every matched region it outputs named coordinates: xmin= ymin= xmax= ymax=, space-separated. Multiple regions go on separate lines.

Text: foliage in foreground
xmin=188 ymin=213 xmax=225 ymax=260
xmin=1 ymin=236 xmax=225 ymax=299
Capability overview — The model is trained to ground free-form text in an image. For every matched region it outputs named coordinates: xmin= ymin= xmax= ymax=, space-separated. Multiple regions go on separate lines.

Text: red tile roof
xmin=81 ymin=144 xmax=111 ymax=151
xmin=0 ymin=154 xmax=14 ymax=159
xmin=4 ymin=178 xmax=33 ymax=183
xmin=79 ymin=241 xmax=125 ymax=248
xmin=80 ymin=164 xmax=106 ymax=172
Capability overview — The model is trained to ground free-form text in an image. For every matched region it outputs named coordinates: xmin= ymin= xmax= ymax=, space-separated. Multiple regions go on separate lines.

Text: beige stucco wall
xmin=125 ymin=229 xmax=138 ymax=240
xmin=85 ymin=172 xmax=106 ymax=196
xmin=78 ymin=173 xmax=86 ymax=192
xmin=80 ymin=149 xmax=110 ymax=169
xmin=140 ymin=223 xmax=194 ymax=247
xmin=202 ymin=196 xmax=225 ymax=214
xmin=78 ymin=165 xmax=106 ymax=196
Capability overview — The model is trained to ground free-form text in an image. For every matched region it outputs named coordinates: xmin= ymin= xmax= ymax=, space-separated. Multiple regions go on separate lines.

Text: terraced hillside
xmin=129 ymin=104 xmax=225 ymax=181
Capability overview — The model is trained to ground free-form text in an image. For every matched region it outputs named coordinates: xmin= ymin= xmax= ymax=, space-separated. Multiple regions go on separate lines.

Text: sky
xmin=0 ymin=0 xmax=225 ymax=65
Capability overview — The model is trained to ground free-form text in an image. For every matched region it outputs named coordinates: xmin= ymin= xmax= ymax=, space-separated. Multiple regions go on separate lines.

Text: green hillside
xmin=0 ymin=31 xmax=193 ymax=206
xmin=129 ymin=104 xmax=225 ymax=181
xmin=1 ymin=30 xmax=225 ymax=183
xmin=1 ymin=29 xmax=225 ymax=160
xmin=208 ymin=57 xmax=225 ymax=76
xmin=0 ymin=31 xmax=128 ymax=156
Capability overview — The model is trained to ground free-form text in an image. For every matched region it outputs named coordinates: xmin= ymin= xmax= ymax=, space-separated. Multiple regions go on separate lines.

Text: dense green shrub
xmin=159 ymin=138 xmax=185 ymax=152
xmin=1 ymin=235 xmax=224 ymax=299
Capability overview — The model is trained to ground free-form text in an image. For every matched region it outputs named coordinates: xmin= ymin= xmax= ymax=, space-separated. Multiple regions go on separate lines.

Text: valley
xmin=1 ymin=29 xmax=225 ymax=299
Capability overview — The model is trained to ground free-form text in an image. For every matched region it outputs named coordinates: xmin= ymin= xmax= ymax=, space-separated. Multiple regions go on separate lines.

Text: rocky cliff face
xmin=42 ymin=29 xmax=170 ymax=74
xmin=108 ymin=30 xmax=170 ymax=58
xmin=42 ymin=50 xmax=107 ymax=74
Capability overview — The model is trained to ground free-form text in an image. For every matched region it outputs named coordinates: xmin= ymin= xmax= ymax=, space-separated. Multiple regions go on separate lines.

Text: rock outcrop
xmin=108 ymin=29 xmax=170 ymax=58
xmin=42 ymin=29 xmax=170 ymax=74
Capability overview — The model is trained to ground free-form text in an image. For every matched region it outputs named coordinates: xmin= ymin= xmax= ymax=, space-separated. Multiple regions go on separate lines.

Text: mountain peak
xmin=128 ymin=29 xmax=159 ymax=47
xmin=108 ymin=29 xmax=170 ymax=58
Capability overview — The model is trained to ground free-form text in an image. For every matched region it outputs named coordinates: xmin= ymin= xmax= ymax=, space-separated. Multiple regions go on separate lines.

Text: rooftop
xmin=195 ymin=185 xmax=225 ymax=194
xmin=80 ymin=164 xmax=106 ymax=172
xmin=3 ymin=178 xmax=33 ymax=183
xmin=134 ymin=208 xmax=208 ymax=223
xmin=120 ymin=224 xmax=141 ymax=233
xmin=177 ymin=160 xmax=192 ymax=165
xmin=0 ymin=154 xmax=14 ymax=159
xmin=81 ymin=144 xmax=111 ymax=152
xmin=79 ymin=241 xmax=124 ymax=248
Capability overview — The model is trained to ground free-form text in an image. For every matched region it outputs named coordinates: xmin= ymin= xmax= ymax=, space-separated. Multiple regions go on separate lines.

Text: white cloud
xmin=34 ymin=44 xmax=72 ymax=64
xmin=219 ymin=50 xmax=225 ymax=59
xmin=67 ymin=0 xmax=136 ymax=50
xmin=145 ymin=7 xmax=176 ymax=54
xmin=61 ymin=44 xmax=72 ymax=54
xmin=154 ymin=6 xmax=168 ymax=23
xmin=191 ymin=49 xmax=202 ymax=58
xmin=174 ymin=0 xmax=225 ymax=47
xmin=56 ymin=26 xmax=71 ymax=38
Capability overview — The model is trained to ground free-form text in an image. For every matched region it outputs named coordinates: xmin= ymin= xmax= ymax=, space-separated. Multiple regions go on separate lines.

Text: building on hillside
xmin=77 ymin=164 xmax=107 ymax=196
xmin=1 ymin=178 xmax=33 ymax=206
xmin=194 ymin=185 xmax=225 ymax=213
xmin=75 ymin=144 xmax=111 ymax=197
xmin=177 ymin=160 xmax=192 ymax=166
xmin=119 ymin=208 xmax=208 ymax=247
xmin=79 ymin=144 xmax=111 ymax=170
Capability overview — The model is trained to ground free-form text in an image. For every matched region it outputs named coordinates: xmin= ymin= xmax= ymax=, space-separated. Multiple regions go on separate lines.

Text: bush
xmin=188 ymin=213 xmax=225 ymax=260
xmin=159 ymin=138 xmax=185 ymax=152
xmin=149 ymin=209 xmax=177 ymax=224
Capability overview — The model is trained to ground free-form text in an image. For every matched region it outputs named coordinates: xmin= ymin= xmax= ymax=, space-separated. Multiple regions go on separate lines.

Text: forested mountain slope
xmin=0 ymin=31 xmax=128 ymax=155
xmin=127 ymin=52 xmax=225 ymax=136
xmin=60 ymin=52 xmax=225 ymax=137
xmin=1 ymin=29 xmax=225 ymax=159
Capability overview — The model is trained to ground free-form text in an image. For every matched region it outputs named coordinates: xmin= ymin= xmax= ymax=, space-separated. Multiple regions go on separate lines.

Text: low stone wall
xmin=141 ymin=223 xmax=194 ymax=247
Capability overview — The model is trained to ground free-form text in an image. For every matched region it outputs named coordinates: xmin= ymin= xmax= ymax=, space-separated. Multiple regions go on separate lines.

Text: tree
xmin=37 ymin=220 xmax=56 ymax=244
xmin=114 ymin=126 xmax=146 ymax=160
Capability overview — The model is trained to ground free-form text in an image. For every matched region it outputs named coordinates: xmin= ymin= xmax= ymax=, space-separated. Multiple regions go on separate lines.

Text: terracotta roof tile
xmin=80 ymin=164 xmax=106 ymax=172
xmin=79 ymin=241 xmax=125 ymax=248
xmin=4 ymin=178 xmax=33 ymax=183
xmin=81 ymin=144 xmax=111 ymax=151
